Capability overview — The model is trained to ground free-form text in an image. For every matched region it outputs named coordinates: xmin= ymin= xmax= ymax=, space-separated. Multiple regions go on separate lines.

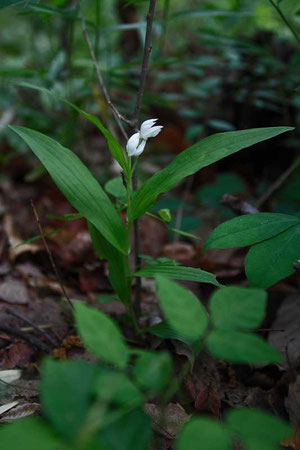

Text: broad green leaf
xmin=156 ymin=277 xmax=209 ymax=341
xmin=9 ymin=126 xmax=129 ymax=255
xmin=0 ymin=418 xmax=63 ymax=449
xmin=135 ymin=262 xmax=221 ymax=287
xmin=209 ymin=286 xmax=267 ymax=330
xmin=204 ymin=213 xmax=299 ymax=249
xmin=74 ymin=302 xmax=129 ymax=369
xmin=94 ymin=370 xmax=142 ymax=407
xmin=133 ymin=351 xmax=173 ymax=393
xmin=176 ymin=417 xmax=231 ymax=450
xmin=97 ymin=409 xmax=152 ymax=450
xmin=206 ymin=330 xmax=282 ymax=364
xmin=66 ymin=102 xmax=130 ymax=178
xmin=246 ymin=225 xmax=300 ymax=288
xmin=41 ymin=359 xmax=96 ymax=440
xmin=89 ymin=223 xmax=130 ymax=305
xmin=129 ymin=128 xmax=293 ymax=221
xmin=105 ymin=177 xmax=126 ymax=198
xmin=226 ymin=408 xmax=292 ymax=450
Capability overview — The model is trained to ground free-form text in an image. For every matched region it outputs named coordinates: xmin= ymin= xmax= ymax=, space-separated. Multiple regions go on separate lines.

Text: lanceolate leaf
xmin=204 ymin=213 xmax=299 ymax=249
xmin=66 ymin=102 xmax=130 ymax=177
xmin=134 ymin=262 xmax=221 ymax=287
xmin=129 ymin=127 xmax=293 ymax=221
xmin=245 ymin=224 xmax=300 ymax=288
xmin=9 ymin=126 xmax=129 ymax=255
xmin=88 ymin=223 xmax=130 ymax=305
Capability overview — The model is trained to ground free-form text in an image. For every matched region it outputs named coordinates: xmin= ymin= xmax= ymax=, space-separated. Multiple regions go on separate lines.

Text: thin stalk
xmin=268 ymin=0 xmax=300 ymax=43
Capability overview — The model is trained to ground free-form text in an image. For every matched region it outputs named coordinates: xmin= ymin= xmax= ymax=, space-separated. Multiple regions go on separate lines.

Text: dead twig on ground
xmin=0 ymin=325 xmax=51 ymax=353
xmin=6 ymin=308 xmax=59 ymax=348
xmin=31 ymin=200 xmax=74 ymax=310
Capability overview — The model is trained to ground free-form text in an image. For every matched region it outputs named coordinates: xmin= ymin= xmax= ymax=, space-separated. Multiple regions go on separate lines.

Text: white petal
xmin=140 ymin=118 xmax=158 ymax=139
xmin=141 ymin=125 xmax=163 ymax=139
xmin=126 ymin=132 xmax=140 ymax=156
xmin=133 ymin=138 xmax=146 ymax=156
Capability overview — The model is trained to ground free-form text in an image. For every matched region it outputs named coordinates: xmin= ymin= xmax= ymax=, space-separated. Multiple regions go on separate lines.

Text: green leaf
xmin=135 ymin=262 xmax=221 ymax=287
xmin=206 ymin=330 xmax=282 ymax=364
xmin=176 ymin=417 xmax=231 ymax=450
xmin=89 ymin=223 xmax=130 ymax=305
xmin=245 ymin=224 xmax=300 ymax=288
xmin=41 ymin=359 xmax=96 ymax=440
xmin=0 ymin=418 xmax=63 ymax=449
xmin=156 ymin=277 xmax=209 ymax=341
xmin=145 ymin=320 xmax=195 ymax=345
xmin=0 ymin=0 xmax=23 ymax=8
xmin=66 ymin=102 xmax=130 ymax=178
xmin=209 ymin=286 xmax=267 ymax=330
xmin=130 ymin=128 xmax=293 ymax=221
xmin=98 ymin=409 xmax=152 ymax=450
xmin=225 ymin=408 xmax=292 ymax=450
xmin=9 ymin=126 xmax=129 ymax=255
xmin=133 ymin=351 xmax=173 ymax=393
xmin=204 ymin=213 xmax=299 ymax=249
xmin=74 ymin=302 xmax=129 ymax=369
xmin=105 ymin=177 xmax=126 ymax=198
xmin=94 ymin=370 xmax=142 ymax=407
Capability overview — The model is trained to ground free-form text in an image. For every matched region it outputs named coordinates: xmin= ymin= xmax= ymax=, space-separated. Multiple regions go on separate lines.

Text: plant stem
xmin=268 ymin=0 xmax=300 ymax=43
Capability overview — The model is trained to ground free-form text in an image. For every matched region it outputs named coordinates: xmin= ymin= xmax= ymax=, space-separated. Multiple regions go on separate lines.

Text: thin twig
xmin=0 ymin=325 xmax=51 ymax=353
xmin=132 ymin=0 xmax=157 ymax=316
xmin=268 ymin=0 xmax=300 ymax=43
xmin=256 ymin=157 xmax=300 ymax=208
xmin=132 ymin=0 xmax=157 ymax=125
xmin=81 ymin=15 xmax=130 ymax=140
xmin=31 ymin=200 xmax=74 ymax=310
xmin=173 ymin=175 xmax=194 ymax=242
xmin=6 ymin=307 xmax=59 ymax=348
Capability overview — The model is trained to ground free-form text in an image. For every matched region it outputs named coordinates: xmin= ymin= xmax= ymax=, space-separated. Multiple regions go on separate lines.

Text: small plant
xmin=1 ymin=0 xmax=298 ymax=448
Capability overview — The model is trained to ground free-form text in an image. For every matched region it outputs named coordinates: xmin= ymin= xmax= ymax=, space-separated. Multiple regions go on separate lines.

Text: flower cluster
xmin=126 ymin=118 xmax=163 ymax=157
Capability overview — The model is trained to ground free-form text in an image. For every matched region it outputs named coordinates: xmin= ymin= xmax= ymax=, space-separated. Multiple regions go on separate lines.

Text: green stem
xmin=268 ymin=0 xmax=300 ymax=43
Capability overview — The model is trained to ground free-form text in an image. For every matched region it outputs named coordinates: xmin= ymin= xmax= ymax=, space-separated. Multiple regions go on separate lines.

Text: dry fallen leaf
xmin=0 ymin=402 xmax=40 ymax=422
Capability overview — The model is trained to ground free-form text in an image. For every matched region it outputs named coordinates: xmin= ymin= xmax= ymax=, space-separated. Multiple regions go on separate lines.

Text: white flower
xmin=126 ymin=118 xmax=163 ymax=156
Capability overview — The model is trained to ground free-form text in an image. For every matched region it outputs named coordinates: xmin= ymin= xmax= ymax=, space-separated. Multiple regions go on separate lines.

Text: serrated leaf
xmin=41 ymin=359 xmax=96 ymax=439
xmin=176 ymin=417 xmax=231 ymax=450
xmin=206 ymin=330 xmax=282 ymax=364
xmin=225 ymin=408 xmax=292 ymax=450
xmin=135 ymin=262 xmax=221 ymax=287
xmin=133 ymin=351 xmax=173 ymax=393
xmin=245 ymin=224 xmax=300 ymax=288
xmin=204 ymin=213 xmax=299 ymax=249
xmin=209 ymin=286 xmax=267 ymax=330
xmin=129 ymin=128 xmax=293 ymax=221
xmin=156 ymin=277 xmax=209 ymax=341
xmin=9 ymin=126 xmax=129 ymax=255
xmin=74 ymin=302 xmax=129 ymax=369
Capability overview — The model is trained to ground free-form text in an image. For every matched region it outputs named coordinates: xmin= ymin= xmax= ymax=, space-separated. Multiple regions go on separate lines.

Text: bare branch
xmin=132 ymin=0 xmax=157 ymax=125
xmin=81 ymin=16 xmax=130 ymax=140
xmin=31 ymin=200 xmax=74 ymax=310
